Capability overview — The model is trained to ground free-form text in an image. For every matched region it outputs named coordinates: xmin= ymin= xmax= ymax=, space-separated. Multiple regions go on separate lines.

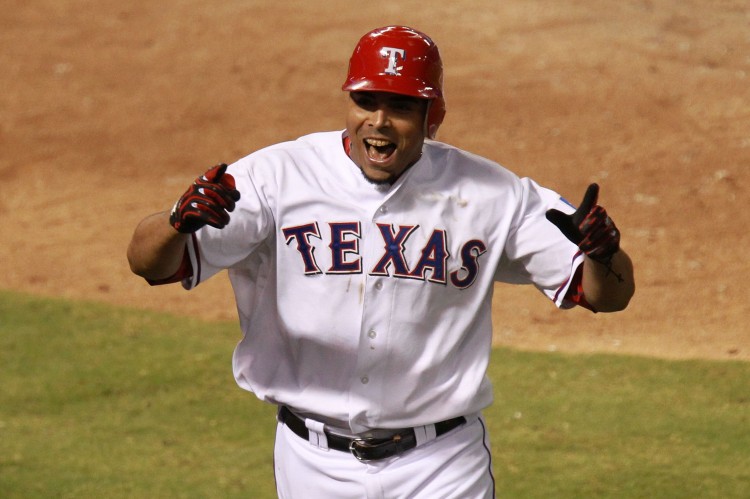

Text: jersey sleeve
xmin=181 ymin=159 xmax=275 ymax=290
xmin=494 ymin=177 xmax=585 ymax=309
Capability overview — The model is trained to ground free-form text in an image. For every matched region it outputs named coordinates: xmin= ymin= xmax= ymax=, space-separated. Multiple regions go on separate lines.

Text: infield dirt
xmin=2 ymin=0 xmax=748 ymax=360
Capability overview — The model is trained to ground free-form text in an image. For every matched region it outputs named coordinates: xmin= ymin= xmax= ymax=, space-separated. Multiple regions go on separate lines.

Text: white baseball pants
xmin=273 ymin=413 xmax=495 ymax=498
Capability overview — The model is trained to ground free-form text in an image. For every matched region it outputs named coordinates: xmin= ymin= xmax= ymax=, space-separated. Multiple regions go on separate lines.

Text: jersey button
xmin=360 ymin=376 xmax=369 ymax=385
xmin=379 ymin=205 xmax=388 ymax=214
xmin=368 ymin=330 xmax=377 ymax=339
xmin=374 ymin=281 xmax=383 ymax=290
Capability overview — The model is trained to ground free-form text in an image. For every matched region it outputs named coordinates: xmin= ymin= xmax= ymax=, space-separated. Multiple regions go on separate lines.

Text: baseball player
xmin=127 ymin=26 xmax=634 ymax=498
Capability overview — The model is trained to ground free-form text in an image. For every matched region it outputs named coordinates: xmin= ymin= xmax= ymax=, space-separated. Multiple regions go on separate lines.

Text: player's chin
xmin=359 ymin=164 xmax=398 ymax=185
xmin=363 ymin=152 xmax=406 ymax=175
xmin=357 ymin=149 xmax=412 ymax=184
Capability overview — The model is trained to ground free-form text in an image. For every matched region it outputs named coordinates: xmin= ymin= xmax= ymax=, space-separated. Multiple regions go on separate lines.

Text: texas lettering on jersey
xmin=282 ymin=221 xmax=488 ymax=289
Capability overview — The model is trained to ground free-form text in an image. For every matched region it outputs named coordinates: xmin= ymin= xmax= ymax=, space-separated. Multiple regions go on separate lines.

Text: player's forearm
xmin=127 ymin=211 xmax=189 ymax=280
xmin=581 ymin=249 xmax=635 ymax=312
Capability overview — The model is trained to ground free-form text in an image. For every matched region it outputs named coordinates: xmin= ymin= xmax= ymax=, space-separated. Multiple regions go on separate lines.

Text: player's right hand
xmin=169 ymin=163 xmax=241 ymax=233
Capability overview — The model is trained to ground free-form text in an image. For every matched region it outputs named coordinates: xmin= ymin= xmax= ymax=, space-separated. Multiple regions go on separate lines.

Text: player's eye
xmin=388 ymin=97 xmax=426 ymax=115
xmin=351 ymin=92 xmax=377 ymax=110
xmin=392 ymin=101 xmax=418 ymax=112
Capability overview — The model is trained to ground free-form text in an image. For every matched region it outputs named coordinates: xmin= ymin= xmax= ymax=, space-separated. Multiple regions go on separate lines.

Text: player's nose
xmin=368 ymin=108 xmax=390 ymax=129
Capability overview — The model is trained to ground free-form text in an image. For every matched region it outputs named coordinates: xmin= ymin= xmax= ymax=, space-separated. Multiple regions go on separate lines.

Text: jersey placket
xmin=348 ymin=199 xmax=397 ymax=432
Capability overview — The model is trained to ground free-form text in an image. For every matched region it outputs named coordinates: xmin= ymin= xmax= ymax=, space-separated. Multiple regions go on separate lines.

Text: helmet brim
xmin=342 ymin=76 xmax=441 ymax=100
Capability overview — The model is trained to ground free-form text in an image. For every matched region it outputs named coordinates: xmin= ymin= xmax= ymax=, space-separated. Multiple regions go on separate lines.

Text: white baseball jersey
xmin=181 ymin=130 xmax=583 ymax=434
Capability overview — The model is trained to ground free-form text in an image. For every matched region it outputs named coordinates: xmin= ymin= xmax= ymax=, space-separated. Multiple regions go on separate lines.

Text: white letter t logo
xmin=381 ymin=47 xmax=406 ymax=75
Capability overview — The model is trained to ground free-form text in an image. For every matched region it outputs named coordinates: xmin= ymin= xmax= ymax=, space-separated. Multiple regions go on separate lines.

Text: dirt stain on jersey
xmin=418 ymin=191 xmax=469 ymax=207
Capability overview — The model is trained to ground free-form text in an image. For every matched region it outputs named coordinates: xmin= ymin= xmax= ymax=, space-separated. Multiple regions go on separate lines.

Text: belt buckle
xmin=349 ymin=434 xmax=402 ymax=462
xmin=348 ymin=438 xmax=376 ymax=462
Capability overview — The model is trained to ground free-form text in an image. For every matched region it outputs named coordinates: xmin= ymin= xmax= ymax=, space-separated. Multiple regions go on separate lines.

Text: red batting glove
xmin=169 ymin=163 xmax=241 ymax=233
xmin=545 ymin=183 xmax=621 ymax=264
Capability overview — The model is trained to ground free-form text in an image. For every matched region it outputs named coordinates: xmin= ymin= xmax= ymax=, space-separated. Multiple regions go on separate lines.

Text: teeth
xmin=365 ymin=138 xmax=390 ymax=147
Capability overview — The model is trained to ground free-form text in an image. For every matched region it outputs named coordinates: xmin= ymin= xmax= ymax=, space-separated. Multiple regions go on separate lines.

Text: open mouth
xmin=364 ymin=138 xmax=397 ymax=162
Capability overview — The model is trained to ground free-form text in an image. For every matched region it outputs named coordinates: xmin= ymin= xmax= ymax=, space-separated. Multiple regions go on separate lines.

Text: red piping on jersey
xmin=553 ymin=254 xmax=577 ymax=302
xmin=190 ymin=232 xmax=202 ymax=286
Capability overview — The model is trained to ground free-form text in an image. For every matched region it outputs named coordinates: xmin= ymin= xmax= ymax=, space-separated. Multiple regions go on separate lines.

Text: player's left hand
xmin=169 ymin=163 xmax=241 ymax=233
xmin=545 ymin=183 xmax=620 ymax=264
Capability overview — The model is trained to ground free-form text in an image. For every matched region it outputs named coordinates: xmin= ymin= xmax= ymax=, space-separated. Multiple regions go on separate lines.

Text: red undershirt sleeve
xmin=564 ymin=263 xmax=597 ymax=312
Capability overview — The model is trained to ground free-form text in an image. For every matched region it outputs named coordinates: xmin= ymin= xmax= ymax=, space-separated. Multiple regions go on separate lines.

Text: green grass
xmin=485 ymin=350 xmax=750 ymax=497
xmin=1 ymin=290 xmax=748 ymax=498
xmin=0 ymin=291 xmax=276 ymax=498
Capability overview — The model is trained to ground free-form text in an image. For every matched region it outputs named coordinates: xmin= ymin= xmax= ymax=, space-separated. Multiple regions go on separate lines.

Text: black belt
xmin=278 ymin=406 xmax=466 ymax=462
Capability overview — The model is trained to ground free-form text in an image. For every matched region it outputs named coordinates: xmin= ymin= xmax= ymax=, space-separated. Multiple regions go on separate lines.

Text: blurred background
xmin=1 ymin=0 xmax=748 ymax=360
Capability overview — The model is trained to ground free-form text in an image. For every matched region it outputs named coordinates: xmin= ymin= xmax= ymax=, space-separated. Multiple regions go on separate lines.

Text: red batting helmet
xmin=342 ymin=26 xmax=446 ymax=139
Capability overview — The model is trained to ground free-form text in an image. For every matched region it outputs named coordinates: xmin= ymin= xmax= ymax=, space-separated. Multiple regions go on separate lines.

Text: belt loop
xmin=305 ymin=418 xmax=329 ymax=451
xmin=413 ymin=423 xmax=437 ymax=447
